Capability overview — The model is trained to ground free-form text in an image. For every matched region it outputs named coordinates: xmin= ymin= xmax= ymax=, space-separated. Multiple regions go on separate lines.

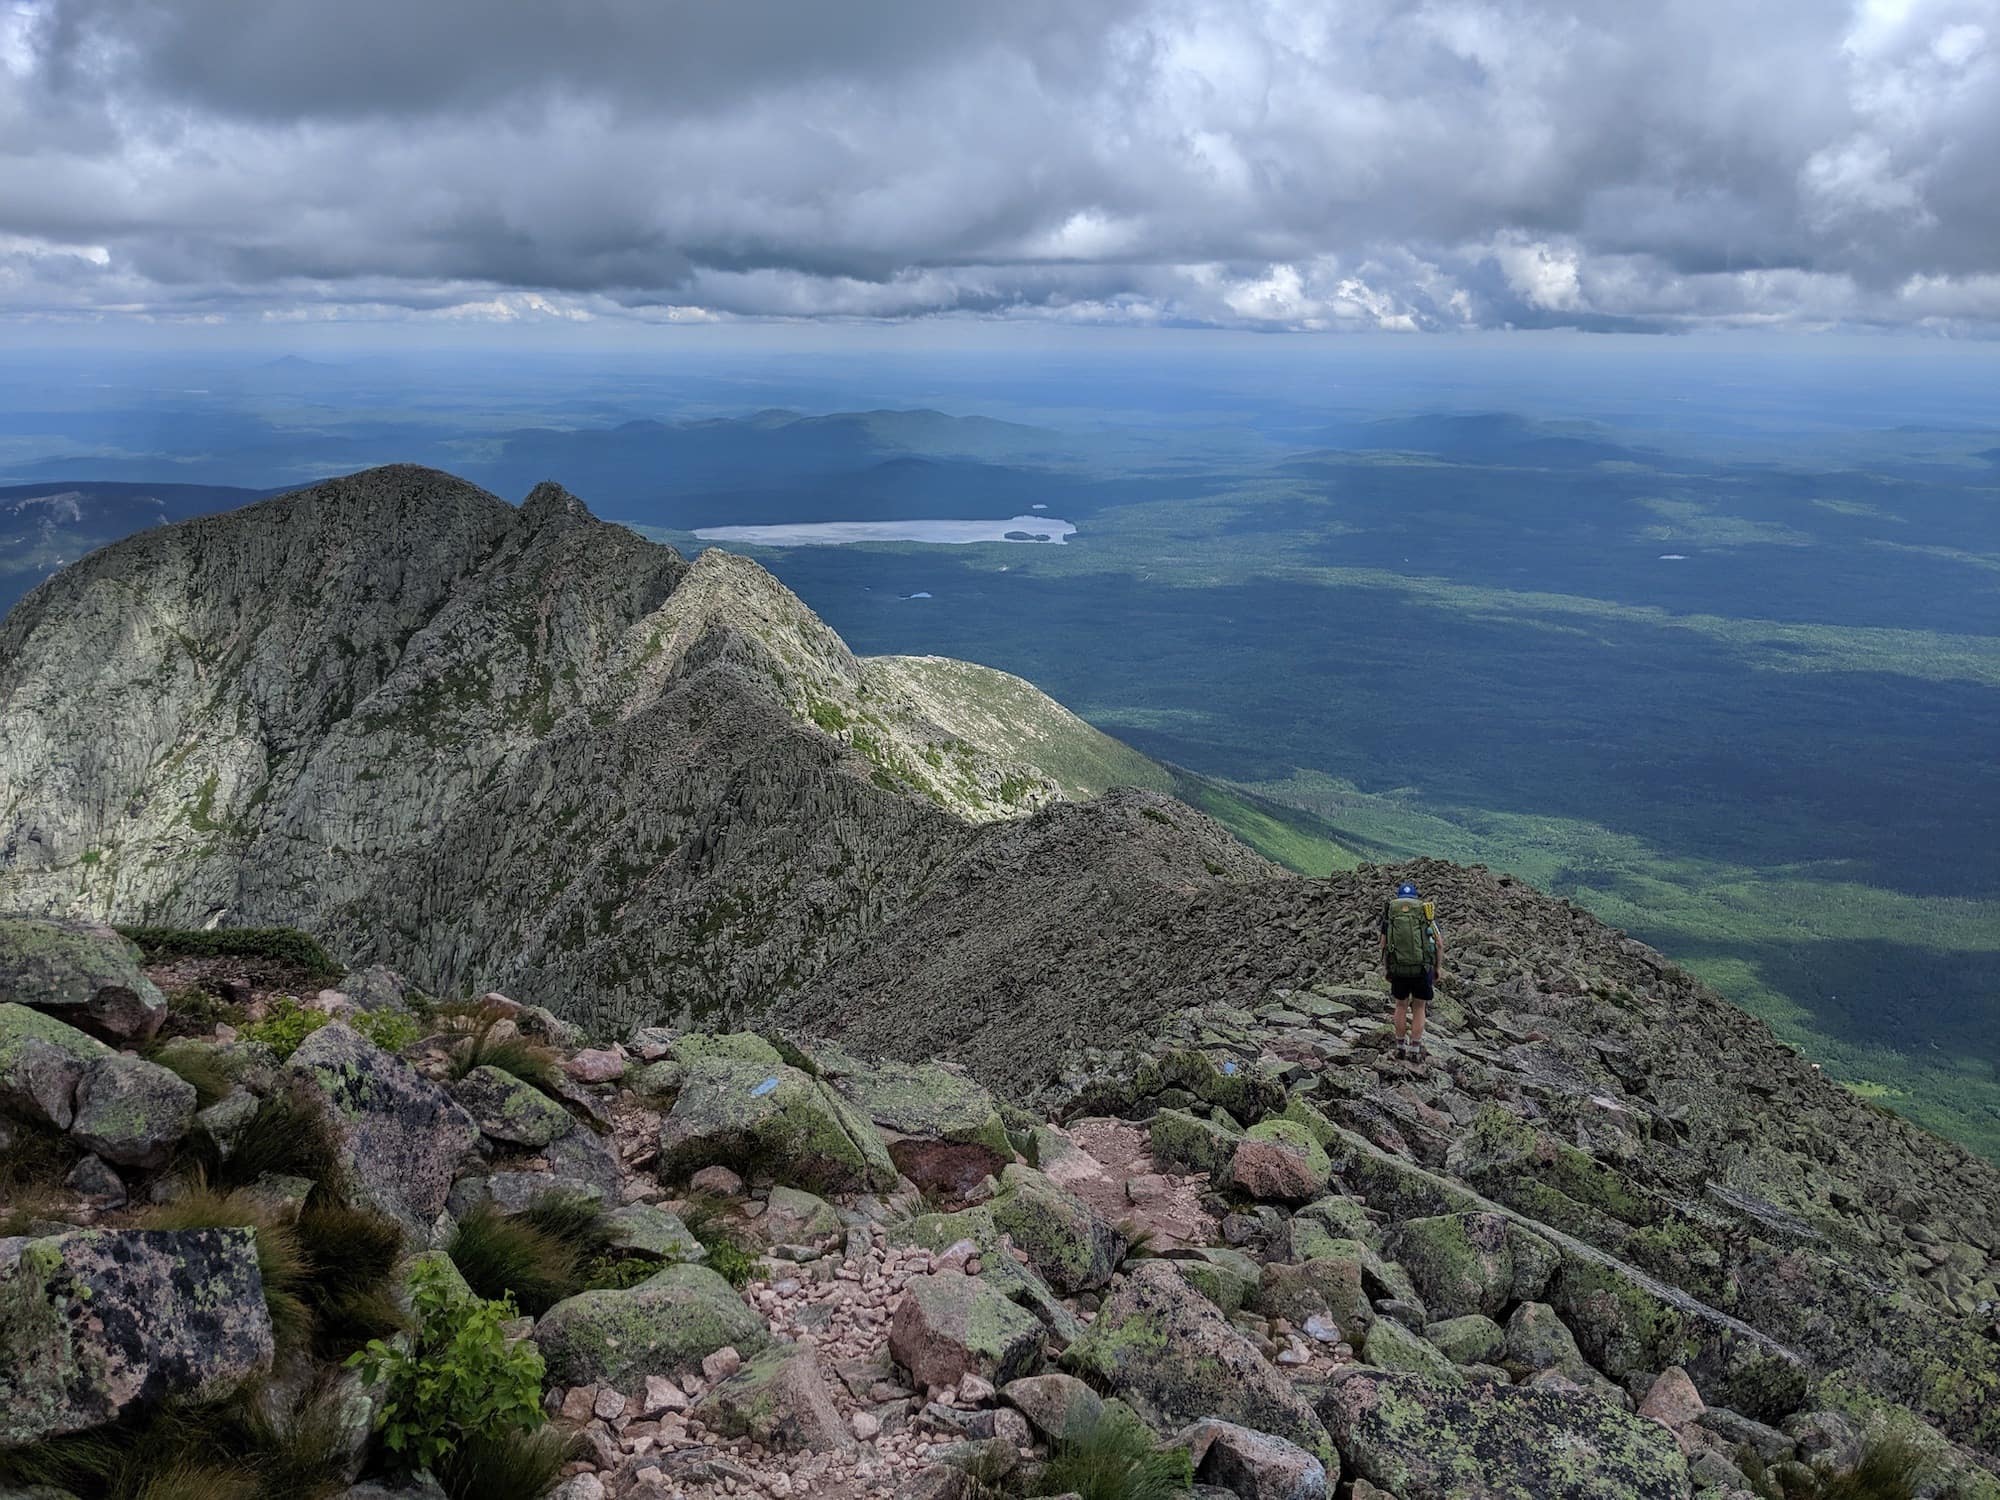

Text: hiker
xmin=1381 ymin=880 xmax=1443 ymax=1060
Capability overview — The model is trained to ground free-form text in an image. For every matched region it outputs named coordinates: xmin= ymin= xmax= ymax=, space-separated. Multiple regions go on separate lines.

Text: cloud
xmin=2 ymin=0 xmax=1998 ymax=331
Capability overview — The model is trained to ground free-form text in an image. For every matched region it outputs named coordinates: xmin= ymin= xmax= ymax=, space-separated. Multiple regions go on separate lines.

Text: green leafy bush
xmin=1038 ymin=1406 xmax=1193 ymax=1500
xmin=119 ymin=925 xmax=343 ymax=981
xmin=241 ymin=997 xmax=330 ymax=1061
xmin=348 ymin=1259 xmax=548 ymax=1479
xmin=350 ymin=1009 xmax=420 ymax=1054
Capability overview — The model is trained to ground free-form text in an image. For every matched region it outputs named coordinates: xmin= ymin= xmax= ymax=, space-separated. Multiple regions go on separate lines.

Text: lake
xmin=694 ymin=516 xmax=1076 ymax=546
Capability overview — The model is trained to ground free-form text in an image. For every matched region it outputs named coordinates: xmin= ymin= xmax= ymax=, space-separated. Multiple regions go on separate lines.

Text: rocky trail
xmin=4 ymin=914 xmax=1997 ymax=1500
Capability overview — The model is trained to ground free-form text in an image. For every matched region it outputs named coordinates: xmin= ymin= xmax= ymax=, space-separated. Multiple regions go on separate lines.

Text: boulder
xmin=451 ymin=1063 xmax=574 ymax=1147
xmin=1638 ymin=1366 xmax=1705 ymax=1429
xmin=1361 ymin=1319 xmax=1457 ymax=1378
xmin=564 ymin=1048 xmax=626 ymax=1084
xmin=1149 ymin=1108 xmax=1240 ymax=1176
xmin=0 ymin=916 xmax=166 ymax=1043
xmin=1424 ymin=1314 xmax=1506 ymax=1366
xmin=894 ymin=1205 xmax=1084 ymax=1343
xmin=0 ymin=1228 xmax=273 ymax=1445
xmin=0 ymin=1003 xmax=110 ymax=1128
xmin=1386 ymin=1212 xmax=1517 ymax=1320
xmin=336 ymin=965 xmax=409 ymax=1013
xmin=672 ymin=1033 xmax=784 ymax=1066
xmin=760 ymin=1185 xmax=843 ymax=1247
xmin=1226 ymin=1119 xmax=1332 ymax=1204
xmin=1505 ymin=1301 xmax=1593 ymax=1379
xmin=829 ymin=1057 xmax=1014 ymax=1195
xmin=1695 ymin=1407 xmax=1793 ymax=1465
xmin=62 ymin=1154 xmax=126 ymax=1209
xmin=889 ymin=1270 xmax=1044 ymax=1388
xmin=1291 ymin=1195 xmax=1380 ymax=1256
xmin=532 ymin=1262 xmax=771 ymax=1386
xmin=1319 ymin=1369 xmax=1691 ymax=1499
xmin=1175 ymin=1245 xmax=1264 ymax=1315
xmin=658 ymin=1058 xmax=898 ymax=1194
xmin=1256 ymin=1256 xmax=1373 ymax=1337
xmin=447 ymin=1170 xmax=604 ymax=1219
xmin=1001 ymin=1372 xmax=1105 ymax=1443
xmin=290 ymin=1022 xmax=480 ymax=1234
xmin=69 ymin=1052 xmax=198 ymax=1168
xmin=1178 ymin=1418 xmax=1333 ymax=1500
xmin=193 ymin=1088 xmax=263 ymax=1163
xmin=1067 ymin=1260 xmax=1332 ymax=1464
xmin=604 ymin=1203 xmax=704 ymax=1262
xmin=990 ymin=1163 xmax=1126 ymax=1294
xmin=693 ymin=1343 xmax=851 ymax=1452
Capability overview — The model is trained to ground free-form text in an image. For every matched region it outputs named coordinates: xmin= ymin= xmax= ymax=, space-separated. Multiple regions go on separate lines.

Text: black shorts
xmin=1389 ymin=970 xmax=1434 ymax=1002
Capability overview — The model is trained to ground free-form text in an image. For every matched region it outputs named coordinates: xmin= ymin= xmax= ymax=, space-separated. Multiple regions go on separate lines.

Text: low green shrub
xmin=161 ymin=984 xmax=245 ymax=1034
xmin=118 ymin=925 xmax=343 ymax=982
xmin=350 ymin=1009 xmax=420 ymax=1054
xmin=240 ymin=997 xmax=330 ymax=1061
xmin=348 ymin=1259 xmax=549 ymax=1481
xmin=1038 ymin=1406 xmax=1193 ymax=1500
xmin=1821 ymin=1437 xmax=1926 ymax=1500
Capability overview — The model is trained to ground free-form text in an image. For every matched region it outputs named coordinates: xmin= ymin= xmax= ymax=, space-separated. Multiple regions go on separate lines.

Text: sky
xmin=3 ymin=0 xmax=1998 ymax=337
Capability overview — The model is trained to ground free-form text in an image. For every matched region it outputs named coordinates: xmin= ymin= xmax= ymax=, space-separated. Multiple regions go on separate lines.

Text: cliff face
xmin=0 ymin=465 xmax=1252 ymax=1031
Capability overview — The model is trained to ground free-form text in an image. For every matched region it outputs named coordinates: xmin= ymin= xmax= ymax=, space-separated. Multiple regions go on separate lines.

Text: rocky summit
xmin=1 ymin=465 xmax=1997 ymax=1500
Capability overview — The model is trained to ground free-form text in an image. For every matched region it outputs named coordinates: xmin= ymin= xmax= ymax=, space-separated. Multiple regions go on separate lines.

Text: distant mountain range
xmin=0 ymin=481 xmax=272 ymax=614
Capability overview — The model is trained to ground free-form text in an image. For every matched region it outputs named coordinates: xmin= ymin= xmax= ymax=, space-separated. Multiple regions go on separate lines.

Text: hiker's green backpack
xmin=1385 ymin=896 xmax=1436 ymax=978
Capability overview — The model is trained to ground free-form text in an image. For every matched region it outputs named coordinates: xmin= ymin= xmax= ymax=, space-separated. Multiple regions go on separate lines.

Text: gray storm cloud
xmin=2 ymin=0 xmax=1996 ymax=331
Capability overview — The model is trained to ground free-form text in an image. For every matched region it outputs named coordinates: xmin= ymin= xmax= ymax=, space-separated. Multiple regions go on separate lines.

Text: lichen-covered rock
xmin=1387 ymin=1212 xmax=1517 ymax=1320
xmin=829 ymin=1056 xmax=1014 ymax=1195
xmin=760 ymin=1185 xmax=843 ymax=1247
xmin=0 ymin=1002 xmax=110 ymax=1128
xmin=1256 ymin=1256 xmax=1373 ymax=1337
xmin=1425 ymin=1314 xmax=1506 ymax=1366
xmin=290 ymin=1021 xmax=480 ymax=1234
xmin=451 ymin=1063 xmax=574 ymax=1147
xmin=1136 ymin=1049 xmax=1285 ymax=1121
xmin=1319 ymin=1369 xmax=1692 ymax=1499
xmin=893 ymin=1205 xmax=1084 ymax=1343
xmin=889 ymin=1270 xmax=1044 ymax=1388
xmin=693 ymin=1343 xmax=851 ymax=1453
xmin=1001 ymin=1372 xmax=1105 ymax=1443
xmin=1292 ymin=1195 xmax=1380 ymax=1256
xmin=1638 ymin=1366 xmax=1706 ymax=1429
xmin=337 ymin=965 xmax=410 ymax=1013
xmin=604 ymin=1203 xmax=704 ymax=1262
xmin=1149 ymin=1108 xmax=1241 ymax=1177
xmin=0 ymin=916 xmax=166 ymax=1043
xmin=659 ymin=1058 xmax=897 ymax=1194
xmin=0 ymin=1228 xmax=273 ymax=1445
xmin=672 ymin=1033 xmax=784 ymax=1066
xmin=448 ymin=1170 xmax=604 ymax=1219
xmin=193 ymin=1087 xmax=262 ymax=1163
xmin=68 ymin=1052 xmax=197 ymax=1168
xmin=1176 ymin=1245 xmax=1264 ymax=1315
xmin=1361 ymin=1319 xmax=1458 ymax=1378
xmin=1177 ymin=1418 xmax=1334 ymax=1500
xmin=1067 ymin=1260 xmax=1332 ymax=1464
xmin=531 ymin=1262 xmax=771 ymax=1386
xmin=1226 ymin=1118 xmax=1332 ymax=1204
xmin=990 ymin=1163 xmax=1126 ymax=1294
xmin=1505 ymin=1301 xmax=1593 ymax=1378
